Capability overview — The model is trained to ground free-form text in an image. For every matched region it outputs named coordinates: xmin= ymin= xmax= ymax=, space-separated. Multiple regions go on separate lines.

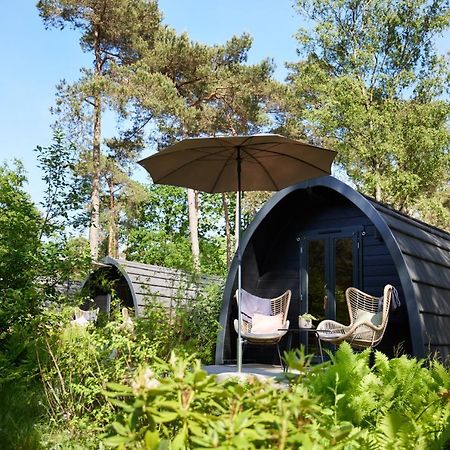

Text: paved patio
xmin=203 ymin=363 xmax=283 ymax=378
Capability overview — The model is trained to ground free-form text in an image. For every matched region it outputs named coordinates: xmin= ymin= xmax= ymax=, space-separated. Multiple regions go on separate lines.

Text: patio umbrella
xmin=138 ymin=134 xmax=337 ymax=371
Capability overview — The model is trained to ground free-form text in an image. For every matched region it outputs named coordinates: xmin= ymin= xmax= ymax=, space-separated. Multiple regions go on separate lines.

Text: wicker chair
xmin=72 ymin=307 xmax=99 ymax=326
xmin=120 ymin=307 xmax=135 ymax=332
xmin=316 ymin=285 xmax=394 ymax=349
xmin=233 ymin=289 xmax=291 ymax=367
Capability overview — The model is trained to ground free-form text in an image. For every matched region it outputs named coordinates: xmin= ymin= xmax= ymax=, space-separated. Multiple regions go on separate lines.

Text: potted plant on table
xmin=299 ymin=313 xmax=317 ymax=328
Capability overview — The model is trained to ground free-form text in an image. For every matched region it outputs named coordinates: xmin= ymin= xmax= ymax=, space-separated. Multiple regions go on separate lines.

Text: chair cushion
xmin=317 ymin=331 xmax=344 ymax=340
xmin=251 ymin=312 xmax=283 ymax=333
xmin=355 ymin=310 xmax=382 ymax=327
xmin=243 ymin=331 xmax=284 ymax=340
xmin=240 ymin=290 xmax=273 ymax=319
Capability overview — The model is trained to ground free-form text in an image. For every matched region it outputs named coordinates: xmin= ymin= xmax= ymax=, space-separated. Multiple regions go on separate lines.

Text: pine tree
xmin=37 ymin=0 xmax=161 ymax=260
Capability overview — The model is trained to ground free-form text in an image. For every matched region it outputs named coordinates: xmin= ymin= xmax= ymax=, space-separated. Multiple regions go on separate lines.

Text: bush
xmin=22 ymin=282 xmax=221 ymax=444
xmin=104 ymin=345 xmax=450 ymax=449
xmin=0 ymin=164 xmax=42 ymax=331
xmin=141 ymin=283 xmax=223 ymax=363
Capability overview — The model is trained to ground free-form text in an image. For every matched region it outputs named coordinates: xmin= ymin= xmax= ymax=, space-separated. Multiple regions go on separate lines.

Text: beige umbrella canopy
xmin=139 ymin=134 xmax=336 ymax=193
xmin=138 ymin=134 xmax=337 ymax=372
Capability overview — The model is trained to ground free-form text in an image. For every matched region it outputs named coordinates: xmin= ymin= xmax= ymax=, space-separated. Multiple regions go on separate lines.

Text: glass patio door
xmin=298 ymin=228 xmax=363 ymax=354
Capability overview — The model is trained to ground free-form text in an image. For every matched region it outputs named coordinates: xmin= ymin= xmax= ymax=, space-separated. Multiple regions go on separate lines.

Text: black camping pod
xmin=215 ymin=176 xmax=450 ymax=364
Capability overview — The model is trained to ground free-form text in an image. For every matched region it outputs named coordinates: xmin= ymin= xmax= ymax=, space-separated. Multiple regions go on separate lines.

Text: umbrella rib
xmin=209 ymin=148 xmax=239 ymax=193
xmin=242 ymin=143 xmax=334 ymax=175
xmin=208 ymin=136 xmax=254 ymax=192
xmin=151 ymin=147 xmax=231 ymax=184
xmin=151 ymin=136 xmax=255 ymax=187
xmin=241 ymin=147 xmax=280 ymax=190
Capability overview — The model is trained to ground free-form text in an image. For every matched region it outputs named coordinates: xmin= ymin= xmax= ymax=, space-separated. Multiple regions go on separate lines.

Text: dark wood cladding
xmin=372 ymin=202 xmax=450 ymax=361
xmin=216 ymin=176 xmax=450 ymax=365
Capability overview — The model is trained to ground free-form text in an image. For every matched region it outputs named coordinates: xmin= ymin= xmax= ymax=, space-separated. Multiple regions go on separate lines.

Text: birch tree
xmin=288 ymin=0 xmax=450 ymax=224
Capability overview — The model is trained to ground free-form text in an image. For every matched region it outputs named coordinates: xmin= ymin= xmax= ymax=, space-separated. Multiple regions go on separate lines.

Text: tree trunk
xmin=375 ymin=183 xmax=382 ymax=202
xmin=89 ymin=28 xmax=103 ymax=262
xmin=187 ymin=188 xmax=200 ymax=271
xmin=375 ymin=163 xmax=382 ymax=202
xmin=222 ymin=193 xmax=232 ymax=268
xmin=107 ymin=178 xmax=118 ymax=258
xmin=234 ymin=191 xmax=240 ymax=251
xmin=89 ymin=91 xmax=101 ymax=261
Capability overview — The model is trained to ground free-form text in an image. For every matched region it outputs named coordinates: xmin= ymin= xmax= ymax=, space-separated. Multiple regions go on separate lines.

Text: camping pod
xmin=82 ymin=257 xmax=220 ymax=316
xmin=215 ymin=176 xmax=450 ymax=364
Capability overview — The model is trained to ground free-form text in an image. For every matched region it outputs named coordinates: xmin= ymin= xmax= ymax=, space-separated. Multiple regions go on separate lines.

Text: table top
xmin=279 ymin=327 xmax=318 ymax=332
xmin=278 ymin=327 xmax=336 ymax=333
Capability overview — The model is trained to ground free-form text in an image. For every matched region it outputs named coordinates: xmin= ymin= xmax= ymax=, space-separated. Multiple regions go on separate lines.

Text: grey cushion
xmin=239 ymin=289 xmax=272 ymax=319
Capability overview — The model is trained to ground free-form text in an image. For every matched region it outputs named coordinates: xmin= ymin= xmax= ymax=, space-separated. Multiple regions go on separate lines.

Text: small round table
xmin=278 ymin=327 xmax=327 ymax=363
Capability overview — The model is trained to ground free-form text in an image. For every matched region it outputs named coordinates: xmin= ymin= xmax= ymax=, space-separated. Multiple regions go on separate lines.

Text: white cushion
xmin=355 ymin=310 xmax=382 ymax=327
xmin=317 ymin=331 xmax=343 ymax=340
xmin=251 ymin=312 xmax=283 ymax=333
xmin=71 ymin=316 xmax=89 ymax=327
xmin=244 ymin=331 xmax=284 ymax=339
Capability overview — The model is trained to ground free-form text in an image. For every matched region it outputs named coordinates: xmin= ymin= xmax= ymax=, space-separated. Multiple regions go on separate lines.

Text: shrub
xmin=141 ymin=283 xmax=223 ymax=364
xmin=104 ymin=353 xmax=327 ymax=449
xmin=104 ymin=345 xmax=450 ymax=449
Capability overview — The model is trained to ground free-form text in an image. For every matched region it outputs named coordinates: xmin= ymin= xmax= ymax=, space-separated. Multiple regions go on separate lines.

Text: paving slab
xmin=203 ymin=363 xmax=283 ymax=378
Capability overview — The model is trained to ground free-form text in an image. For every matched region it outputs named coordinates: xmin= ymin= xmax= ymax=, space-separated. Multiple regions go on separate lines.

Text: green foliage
xmin=306 ymin=344 xmax=372 ymax=425
xmin=288 ymin=0 xmax=450 ymax=224
xmin=0 ymin=379 xmax=43 ymax=450
xmin=1 ymin=259 xmax=449 ymax=450
xmin=35 ymin=128 xmax=86 ymax=233
xmin=105 ymin=344 xmax=450 ymax=449
xmin=122 ymin=26 xmax=276 ymax=140
xmin=0 ymin=280 xmax=222 ymax=448
xmin=36 ymin=308 xmax=156 ymax=433
xmin=127 ymin=228 xmax=195 ymax=272
xmin=103 ymin=353 xmax=323 ymax=449
xmin=0 ymin=163 xmax=93 ymax=336
xmin=38 ymin=0 xmax=164 ymax=260
xmin=115 ymin=21 xmax=277 ymax=269
xmin=126 ymin=184 xmax=228 ymax=275
xmin=141 ymin=283 xmax=223 ymax=363
xmin=0 ymin=164 xmax=42 ymax=331
xmin=300 ymin=343 xmax=450 ymax=449
xmin=38 ymin=0 xmax=278 ymax=266
xmin=0 ymin=164 xmax=42 ymax=289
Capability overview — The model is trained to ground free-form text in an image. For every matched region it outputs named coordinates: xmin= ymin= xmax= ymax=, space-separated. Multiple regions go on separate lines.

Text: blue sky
xmin=1 ymin=1 xmax=448 ymax=206
xmin=0 ymin=0 xmax=299 ymax=205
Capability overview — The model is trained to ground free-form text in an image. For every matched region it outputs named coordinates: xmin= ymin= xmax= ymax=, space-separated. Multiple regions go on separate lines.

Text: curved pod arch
xmin=215 ymin=176 xmax=446 ymax=364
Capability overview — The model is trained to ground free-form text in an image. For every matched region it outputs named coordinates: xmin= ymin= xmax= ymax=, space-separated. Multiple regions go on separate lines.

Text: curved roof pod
xmin=216 ymin=176 xmax=450 ymax=364
xmin=82 ymin=257 xmax=221 ymax=316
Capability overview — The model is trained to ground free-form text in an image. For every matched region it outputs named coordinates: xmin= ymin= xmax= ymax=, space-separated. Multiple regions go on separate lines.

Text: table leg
xmin=316 ymin=332 xmax=324 ymax=363
xmin=286 ymin=331 xmax=293 ymax=353
xmin=284 ymin=332 xmax=293 ymax=372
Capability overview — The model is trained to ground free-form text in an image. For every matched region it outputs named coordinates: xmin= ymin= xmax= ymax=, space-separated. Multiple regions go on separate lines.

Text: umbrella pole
xmin=237 ymin=147 xmax=243 ymax=373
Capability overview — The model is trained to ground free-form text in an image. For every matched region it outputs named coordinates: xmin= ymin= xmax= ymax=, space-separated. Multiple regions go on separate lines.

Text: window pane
xmin=335 ymin=238 xmax=353 ymax=325
xmin=308 ymin=240 xmax=326 ymax=321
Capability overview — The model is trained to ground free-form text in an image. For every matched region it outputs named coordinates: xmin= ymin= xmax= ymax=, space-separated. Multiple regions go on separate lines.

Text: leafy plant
xmin=299 ymin=313 xmax=317 ymax=321
xmin=103 ymin=352 xmax=323 ymax=449
xmin=140 ymin=282 xmax=223 ymax=363
xmin=104 ymin=345 xmax=450 ymax=449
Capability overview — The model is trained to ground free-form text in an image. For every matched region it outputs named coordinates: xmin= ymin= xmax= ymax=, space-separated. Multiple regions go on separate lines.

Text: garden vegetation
xmin=1 ymin=164 xmax=450 ymax=448
xmin=1 ymin=0 xmax=450 ymax=447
